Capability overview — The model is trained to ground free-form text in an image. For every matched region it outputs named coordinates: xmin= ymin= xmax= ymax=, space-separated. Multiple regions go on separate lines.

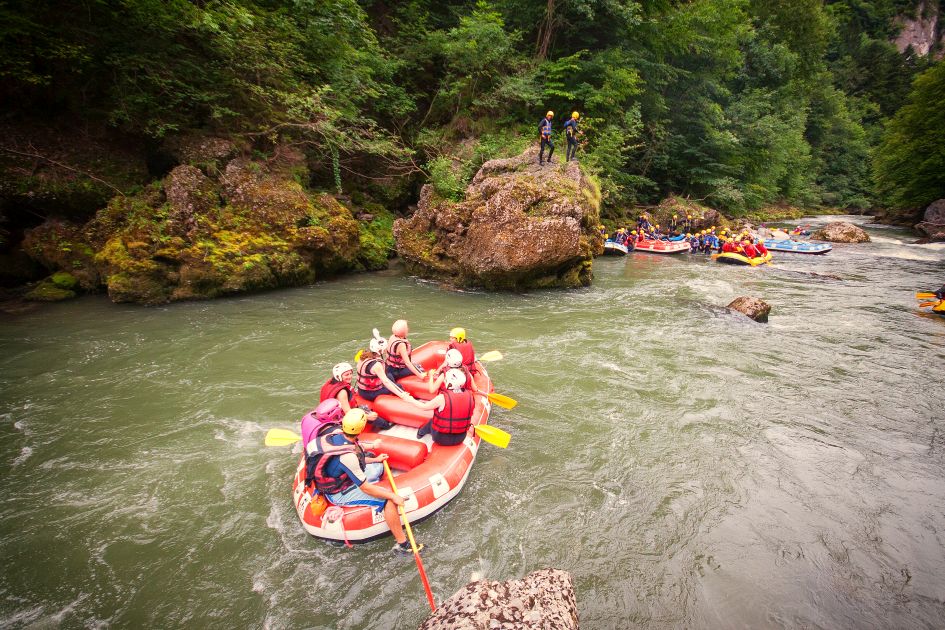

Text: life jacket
xmin=539 ymin=118 xmax=553 ymax=139
xmin=744 ymin=244 xmax=758 ymax=258
xmin=320 ymin=378 xmax=354 ymax=403
xmin=564 ymin=119 xmax=578 ymax=138
xmin=385 ymin=337 xmax=411 ymax=370
xmin=357 ymin=358 xmax=383 ymax=392
xmin=756 ymin=243 xmax=768 ymax=255
xmin=431 ymin=389 xmax=475 ymax=435
xmin=305 ymin=426 xmax=365 ymax=494
xmin=448 ymin=340 xmax=476 ymax=372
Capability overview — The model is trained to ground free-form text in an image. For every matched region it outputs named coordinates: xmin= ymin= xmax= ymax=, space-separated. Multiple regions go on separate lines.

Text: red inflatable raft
xmin=291 ymin=340 xmax=494 ymax=542
xmin=633 ymin=239 xmax=690 ymax=254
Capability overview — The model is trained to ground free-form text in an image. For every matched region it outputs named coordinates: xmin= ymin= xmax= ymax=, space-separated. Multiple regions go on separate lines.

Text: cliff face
xmin=394 ymin=147 xmax=603 ymax=291
xmin=895 ymin=0 xmax=944 ymax=58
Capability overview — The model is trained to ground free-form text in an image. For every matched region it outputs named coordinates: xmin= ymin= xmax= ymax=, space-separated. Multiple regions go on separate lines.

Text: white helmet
xmin=444 ymin=368 xmax=466 ymax=391
xmin=369 ymin=337 xmax=386 ymax=353
xmin=332 ymin=362 xmax=353 ymax=381
xmin=445 ymin=348 xmax=463 ymax=368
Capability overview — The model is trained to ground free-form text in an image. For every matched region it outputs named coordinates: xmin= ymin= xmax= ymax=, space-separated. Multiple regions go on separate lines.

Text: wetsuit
xmin=539 ymin=117 xmax=554 ymax=164
xmin=564 ymin=118 xmax=579 ymax=161
xmin=935 ymin=285 xmax=945 ymax=300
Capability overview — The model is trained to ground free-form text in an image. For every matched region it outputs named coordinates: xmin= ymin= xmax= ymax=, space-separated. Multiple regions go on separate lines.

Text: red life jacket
xmin=744 ymin=243 xmax=758 ymax=258
xmin=756 ymin=243 xmax=768 ymax=255
xmin=307 ymin=428 xmax=365 ymax=494
xmin=448 ymin=340 xmax=476 ymax=372
xmin=432 ymin=390 xmax=475 ymax=435
xmin=320 ymin=378 xmax=354 ymax=403
xmin=722 ymin=241 xmax=735 ymax=253
xmin=356 ymin=358 xmax=383 ymax=392
xmin=385 ymin=337 xmax=411 ymax=369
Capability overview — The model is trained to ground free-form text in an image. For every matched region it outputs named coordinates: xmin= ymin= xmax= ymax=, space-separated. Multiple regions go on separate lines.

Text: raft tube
xmin=603 ymin=240 xmax=630 ymax=256
xmin=763 ymin=239 xmax=832 ymax=255
xmin=291 ymin=340 xmax=494 ymax=542
xmin=633 ymin=239 xmax=690 ymax=254
xmin=714 ymin=251 xmax=773 ymax=266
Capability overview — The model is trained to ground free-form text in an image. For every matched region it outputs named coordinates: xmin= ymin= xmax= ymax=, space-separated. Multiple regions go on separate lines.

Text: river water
xmin=1 ymin=215 xmax=944 ymax=629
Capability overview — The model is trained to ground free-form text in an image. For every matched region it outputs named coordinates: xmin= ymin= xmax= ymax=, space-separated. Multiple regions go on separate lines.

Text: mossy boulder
xmin=394 ymin=147 xmax=603 ymax=290
xmin=25 ymin=278 xmax=76 ymax=302
xmin=21 ymin=145 xmax=390 ymax=304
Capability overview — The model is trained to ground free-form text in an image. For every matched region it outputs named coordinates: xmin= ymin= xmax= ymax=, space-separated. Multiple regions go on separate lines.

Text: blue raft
xmin=763 ymin=239 xmax=832 ymax=255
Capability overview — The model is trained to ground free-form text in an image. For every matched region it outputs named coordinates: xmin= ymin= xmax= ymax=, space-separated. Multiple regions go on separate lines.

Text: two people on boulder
xmin=538 ymin=110 xmax=582 ymax=164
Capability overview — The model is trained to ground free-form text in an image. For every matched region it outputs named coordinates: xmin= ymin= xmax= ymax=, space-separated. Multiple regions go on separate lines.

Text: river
xmin=1 ymin=215 xmax=943 ymax=629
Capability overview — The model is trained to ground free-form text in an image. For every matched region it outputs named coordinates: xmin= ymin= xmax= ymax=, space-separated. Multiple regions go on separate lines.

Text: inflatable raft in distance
xmin=292 ymin=340 xmax=494 ymax=542
xmin=603 ymin=240 xmax=630 ymax=255
xmin=714 ymin=251 xmax=773 ymax=266
xmin=633 ymin=239 xmax=690 ymax=255
xmin=763 ymin=239 xmax=832 ymax=255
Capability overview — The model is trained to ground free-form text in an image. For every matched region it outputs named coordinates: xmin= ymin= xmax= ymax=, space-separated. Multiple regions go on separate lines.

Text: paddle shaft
xmin=383 ymin=462 xmax=435 ymax=612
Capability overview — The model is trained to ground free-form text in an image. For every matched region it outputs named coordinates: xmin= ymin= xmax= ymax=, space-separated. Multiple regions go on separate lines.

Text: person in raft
xmin=385 ymin=319 xmax=425 ymax=381
xmin=413 ymin=369 xmax=476 ymax=446
xmin=429 ymin=348 xmax=479 ymax=395
xmin=321 ymin=362 xmax=393 ymax=430
xmin=311 ymin=408 xmax=420 ymax=554
xmin=356 ymin=337 xmax=415 ymax=404
xmin=538 ymin=110 xmax=555 ymax=165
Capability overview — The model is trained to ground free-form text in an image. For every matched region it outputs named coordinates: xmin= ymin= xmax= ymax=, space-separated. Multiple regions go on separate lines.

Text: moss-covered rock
xmin=24 ymin=280 xmax=76 ymax=302
xmin=50 ymin=271 xmax=78 ymax=289
xmin=19 ymin=144 xmax=387 ymax=304
xmin=394 ymin=147 xmax=603 ymax=290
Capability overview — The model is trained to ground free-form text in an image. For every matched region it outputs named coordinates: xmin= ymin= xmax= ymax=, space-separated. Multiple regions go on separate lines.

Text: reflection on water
xmin=1 ymin=217 xmax=943 ymax=629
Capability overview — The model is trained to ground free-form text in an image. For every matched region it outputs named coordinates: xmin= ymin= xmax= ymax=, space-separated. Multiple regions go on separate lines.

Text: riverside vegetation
xmin=1 ymin=0 xmax=943 ymax=302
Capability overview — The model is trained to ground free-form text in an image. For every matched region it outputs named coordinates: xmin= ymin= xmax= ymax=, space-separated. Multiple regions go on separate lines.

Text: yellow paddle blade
xmin=475 ymin=424 xmax=511 ymax=448
xmin=265 ymin=428 xmax=302 ymax=447
xmin=479 ymin=351 xmax=503 ymax=362
xmin=916 ymin=292 xmax=936 ymax=299
xmin=487 ymin=392 xmax=517 ymax=409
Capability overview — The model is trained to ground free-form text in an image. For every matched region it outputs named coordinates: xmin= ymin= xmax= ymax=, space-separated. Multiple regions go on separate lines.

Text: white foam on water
xmin=12 ymin=446 xmax=33 ymax=466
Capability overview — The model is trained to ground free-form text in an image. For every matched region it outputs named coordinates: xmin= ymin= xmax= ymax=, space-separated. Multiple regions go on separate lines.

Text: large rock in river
xmin=394 ymin=148 xmax=603 ymax=290
xmin=419 ymin=568 xmax=578 ymax=630
xmin=915 ymin=199 xmax=945 ymax=242
xmin=812 ymin=221 xmax=870 ymax=243
xmin=728 ymin=296 xmax=771 ymax=322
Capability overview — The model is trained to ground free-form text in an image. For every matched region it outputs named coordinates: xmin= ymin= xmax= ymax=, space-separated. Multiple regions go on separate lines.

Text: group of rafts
xmin=603 ymin=227 xmax=832 ymax=265
xmin=284 ymin=331 xmax=509 ymax=543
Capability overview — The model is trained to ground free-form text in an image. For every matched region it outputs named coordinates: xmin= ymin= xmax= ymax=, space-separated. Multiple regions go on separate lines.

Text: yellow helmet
xmin=546 ymin=110 xmax=554 ymax=117
xmin=571 ymin=111 xmax=579 ymax=119
xmin=450 ymin=327 xmax=466 ymax=343
xmin=342 ymin=409 xmax=367 ymax=435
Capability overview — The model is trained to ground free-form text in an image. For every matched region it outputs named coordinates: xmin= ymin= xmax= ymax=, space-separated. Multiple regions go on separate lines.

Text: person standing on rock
xmin=564 ymin=111 xmax=581 ymax=162
xmin=538 ymin=111 xmax=555 ymax=165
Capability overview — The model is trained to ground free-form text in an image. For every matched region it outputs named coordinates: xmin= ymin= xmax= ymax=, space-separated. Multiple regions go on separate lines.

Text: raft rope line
xmin=323 ymin=506 xmax=353 ymax=548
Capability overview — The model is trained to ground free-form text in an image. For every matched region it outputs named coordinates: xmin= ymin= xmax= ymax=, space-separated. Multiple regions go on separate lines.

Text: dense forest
xmin=1 ymin=0 xmax=943 ymax=227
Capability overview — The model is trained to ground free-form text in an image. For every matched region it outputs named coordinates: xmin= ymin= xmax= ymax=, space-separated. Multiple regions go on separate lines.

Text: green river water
xmin=2 ymin=215 xmax=944 ymax=629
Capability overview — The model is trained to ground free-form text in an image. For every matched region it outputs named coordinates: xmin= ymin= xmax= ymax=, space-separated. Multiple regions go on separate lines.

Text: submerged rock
xmin=394 ymin=148 xmax=603 ymax=290
xmin=915 ymin=199 xmax=945 ymax=242
xmin=728 ymin=296 xmax=771 ymax=322
xmin=812 ymin=221 xmax=870 ymax=243
xmin=419 ymin=568 xmax=578 ymax=630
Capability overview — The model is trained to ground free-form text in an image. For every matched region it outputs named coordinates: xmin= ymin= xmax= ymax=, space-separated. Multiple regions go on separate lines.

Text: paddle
xmin=474 ymin=390 xmax=517 ymax=410
xmin=265 ymin=428 xmax=302 ymax=447
xmin=474 ymin=424 xmax=511 ymax=448
xmin=383 ymin=461 xmax=435 ymax=612
xmin=916 ymin=292 xmax=937 ymax=299
xmin=919 ymin=301 xmax=939 ymax=307
xmin=479 ymin=350 xmax=503 ymax=362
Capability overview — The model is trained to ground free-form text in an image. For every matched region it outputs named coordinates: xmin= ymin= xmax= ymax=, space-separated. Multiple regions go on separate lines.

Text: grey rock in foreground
xmin=419 ymin=568 xmax=578 ymax=630
xmin=812 ymin=221 xmax=870 ymax=243
xmin=728 ymin=296 xmax=771 ymax=322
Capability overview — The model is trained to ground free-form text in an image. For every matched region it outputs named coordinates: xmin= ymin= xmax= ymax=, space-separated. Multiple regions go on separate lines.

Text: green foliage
xmin=873 ymin=61 xmax=945 ymax=209
xmin=427 ymin=156 xmax=467 ymax=201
